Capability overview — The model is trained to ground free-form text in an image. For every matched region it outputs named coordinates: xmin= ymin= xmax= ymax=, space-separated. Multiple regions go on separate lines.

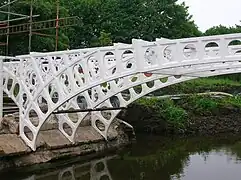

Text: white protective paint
xmin=0 ymin=57 xmax=3 ymax=121
xmin=1 ymin=33 xmax=241 ymax=151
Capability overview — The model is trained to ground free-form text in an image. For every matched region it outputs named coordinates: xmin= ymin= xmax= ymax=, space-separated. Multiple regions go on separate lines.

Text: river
xmin=2 ymin=134 xmax=241 ymax=180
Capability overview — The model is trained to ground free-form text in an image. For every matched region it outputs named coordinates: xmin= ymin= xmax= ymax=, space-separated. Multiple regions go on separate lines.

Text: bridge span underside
xmin=0 ymin=33 xmax=241 ymax=151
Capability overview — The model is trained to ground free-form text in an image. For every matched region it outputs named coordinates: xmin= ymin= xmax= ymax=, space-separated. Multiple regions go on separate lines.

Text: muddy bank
xmin=118 ymin=95 xmax=241 ymax=136
xmin=0 ymin=115 xmax=134 ymax=171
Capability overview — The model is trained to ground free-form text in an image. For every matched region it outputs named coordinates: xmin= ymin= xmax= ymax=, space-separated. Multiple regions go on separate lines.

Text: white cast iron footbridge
xmin=0 ymin=33 xmax=241 ymax=151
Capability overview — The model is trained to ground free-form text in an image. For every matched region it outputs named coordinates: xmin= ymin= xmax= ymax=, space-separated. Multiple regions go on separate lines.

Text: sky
xmin=178 ymin=0 xmax=241 ymax=32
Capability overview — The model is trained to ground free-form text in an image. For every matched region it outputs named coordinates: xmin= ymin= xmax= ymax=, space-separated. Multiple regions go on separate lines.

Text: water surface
xmin=2 ymin=134 xmax=241 ymax=180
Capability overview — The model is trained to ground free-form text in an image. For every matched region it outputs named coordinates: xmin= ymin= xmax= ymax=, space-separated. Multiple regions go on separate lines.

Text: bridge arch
xmin=11 ymin=33 xmax=241 ymax=150
xmin=22 ymin=60 xmax=241 ymax=151
xmin=91 ymin=68 xmax=241 ymax=137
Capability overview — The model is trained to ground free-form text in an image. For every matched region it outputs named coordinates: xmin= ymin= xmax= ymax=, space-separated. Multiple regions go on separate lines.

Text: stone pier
xmin=0 ymin=113 xmax=134 ymax=171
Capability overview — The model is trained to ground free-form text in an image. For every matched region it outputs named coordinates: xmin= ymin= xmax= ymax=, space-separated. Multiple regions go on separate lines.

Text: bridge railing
xmin=0 ymin=57 xmax=3 ymax=120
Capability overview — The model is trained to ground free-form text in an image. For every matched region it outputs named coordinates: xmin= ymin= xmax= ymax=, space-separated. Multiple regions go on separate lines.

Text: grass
xmin=154 ymin=77 xmax=241 ymax=95
xmin=135 ymin=93 xmax=241 ymax=133
xmin=129 ymin=76 xmax=241 ymax=134
xmin=137 ymin=98 xmax=188 ymax=132
xmin=185 ymin=95 xmax=219 ymax=114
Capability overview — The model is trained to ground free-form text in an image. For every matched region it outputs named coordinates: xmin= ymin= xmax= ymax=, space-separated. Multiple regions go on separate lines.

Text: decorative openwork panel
xmin=0 ymin=33 xmax=241 ymax=151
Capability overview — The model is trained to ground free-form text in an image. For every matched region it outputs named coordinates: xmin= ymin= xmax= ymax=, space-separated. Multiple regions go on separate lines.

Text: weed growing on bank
xmin=135 ymin=94 xmax=241 ymax=133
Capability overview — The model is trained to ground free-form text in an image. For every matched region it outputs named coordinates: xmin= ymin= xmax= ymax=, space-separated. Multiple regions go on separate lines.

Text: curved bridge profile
xmin=0 ymin=33 xmax=241 ymax=150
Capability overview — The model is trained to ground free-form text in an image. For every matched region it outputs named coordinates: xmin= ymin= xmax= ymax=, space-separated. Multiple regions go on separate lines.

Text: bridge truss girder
xmin=1 ymin=33 xmax=241 ymax=151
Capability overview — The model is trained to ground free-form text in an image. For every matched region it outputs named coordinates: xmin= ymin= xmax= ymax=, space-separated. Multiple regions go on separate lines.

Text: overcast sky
xmin=178 ymin=0 xmax=241 ymax=32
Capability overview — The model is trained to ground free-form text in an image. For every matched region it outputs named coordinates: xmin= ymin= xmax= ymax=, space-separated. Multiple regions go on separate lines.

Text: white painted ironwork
xmin=0 ymin=57 xmax=3 ymax=120
xmin=0 ymin=33 xmax=241 ymax=151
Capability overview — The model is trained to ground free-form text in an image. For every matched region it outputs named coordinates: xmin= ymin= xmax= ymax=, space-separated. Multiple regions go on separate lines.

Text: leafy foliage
xmin=0 ymin=0 xmax=201 ymax=55
xmin=137 ymin=98 xmax=188 ymax=132
xmin=204 ymin=25 xmax=241 ymax=36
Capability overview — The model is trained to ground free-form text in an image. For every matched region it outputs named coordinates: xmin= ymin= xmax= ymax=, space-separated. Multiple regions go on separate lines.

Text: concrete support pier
xmin=0 ymin=114 xmax=134 ymax=171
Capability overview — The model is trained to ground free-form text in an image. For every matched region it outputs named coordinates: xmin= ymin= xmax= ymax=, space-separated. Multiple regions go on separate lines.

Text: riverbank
xmin=119 ymin=94 xmax=241 ymax=136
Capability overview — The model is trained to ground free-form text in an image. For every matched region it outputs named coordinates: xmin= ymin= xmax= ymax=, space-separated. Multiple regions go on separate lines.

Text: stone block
xmin=0 ymin=134 xmax=28 ymax=156
xmin=39 ymin=130 xmax=71 ymax=149
xmin=75 ymin=127 xmax=103 ymax=144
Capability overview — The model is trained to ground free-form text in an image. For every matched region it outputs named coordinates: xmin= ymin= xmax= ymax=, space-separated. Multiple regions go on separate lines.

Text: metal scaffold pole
xmin=28 ymin=0 xmax=33 ymax=53
xmin=6 ymin=0 xmax=10 ymax=55
xmin=0 ymin=57 xmax=3 ymax=121
xmin=55 ymin=0 xmax=59 ymax=51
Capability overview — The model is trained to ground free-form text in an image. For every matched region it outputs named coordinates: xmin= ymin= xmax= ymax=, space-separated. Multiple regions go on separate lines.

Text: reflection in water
xmin=17 ymin=156 xmax=115 ymax=180
xmin=173 ymin=151 xmax=241 ymax=180
xmin=4 ymin=135 xmax=241 ymax=180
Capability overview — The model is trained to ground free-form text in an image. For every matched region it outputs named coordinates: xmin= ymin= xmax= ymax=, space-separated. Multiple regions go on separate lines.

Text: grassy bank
xmin=122 ymin=95 xmax=241 ymax=135
xmin=153 ymin=77 xmax=241 ymax=96
xmin=120 ymin=77 xmax=241 ymax=135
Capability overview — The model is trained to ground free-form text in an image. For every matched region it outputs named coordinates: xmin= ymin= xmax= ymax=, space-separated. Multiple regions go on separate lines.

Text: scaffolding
xmin=0 ymin=0 xmax=79 ymax=55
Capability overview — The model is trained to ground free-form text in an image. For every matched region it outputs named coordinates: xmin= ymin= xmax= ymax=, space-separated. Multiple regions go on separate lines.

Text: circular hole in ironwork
xmin=122 ymin=50 xmax=133 ymax=60
xmin=41 ymin=59 xmax=49 ymax=73
xmin=174 ymin=75 xmax=182 ymax=79
xmin=100 ymin=175 xmax=110 ymax=180
xmin=163 ymin=46 xmax=172 ymax=61
xmin=205 ymin=42 xmax=219 ymax=48
xmin=112 ymin=67 xmax=116 ymax=74
xmin=146 ymin=81 xmax=155 ymax=88
xmin=144 ymin=72 xmax=152 ymax=77
xmin=13 ymin=83 xmax=20 ymax=97
xmin=114 ymin=78 xmax=124 ymax=88
xmin=126 ymin=62 xmax=132 ymax=69
xmin=29 ymin=109 xmax=39 ymax=127
xmin=95 ymin=120 xmax=105 ymax=132
xmin=121 ymin=90 xmax=131 ymax=101
xmin=101 ymin=106 xmax=112 ymax=120
xmin=7 ymin=78 xmax=13 ymax=91
xmin=31 ymin=73 xmax=37 ymax=86
xmin=104 ymin=52 xmax=116 ymax=70
xmin=95 ymin=162 xmax=105 ymax=172
xmin=110 ymin=96 xmax=120 ymax=108
xmin=133 ymin=85 xmax=142 ymax=94
xmin=205 ymin=42 xmax=219 ymax=57
xmin=24 ymin=126 xmax=33 ymax=141
xmin=227 ymin=40 xmax=241 ymax=55
xmin=48 ymin=84 xmax=54 ymax=94
xmin=87 ymin=56 xmax=99 ymax=78
xmin=144 ymin=48 xmax=156 ymax=65
xmin=228 ymin=40 xmax=241 ymax=46
xmin=52 ymin=92 xmax=59 ymax=104
xmin=183 ymin=44 xmax=197 ymax=59
xmin=160 ymin=77 xmax=168 ymax=83
xmin=22 ymin=93 xmax=28 ymax=106
xmin=235 ymin=50 xmax=241 ymax=55
xmin=101 ymin=82 xmax=110 ymax=94
xmin=62 ymin=171 xmax=73 ymax=180
xmin=63 ymin=123 xmax=73 ymax=136
xmin=77 ymin=96 xmax=88 ymax=109
xmin=67 ymin=108 xmax=78 ymax=123
xmin=78 ymin=65 xmax=84 ymax=74
xmin=93 ymin=92 xmax=99 ymax=102
xmin=38 ymin=96 xmax=48 ymax=114
xmin=131 ymin=76 xmax=138 ymax=82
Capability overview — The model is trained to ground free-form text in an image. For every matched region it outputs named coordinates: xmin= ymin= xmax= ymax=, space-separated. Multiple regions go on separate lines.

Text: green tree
xmin=91 ymin=31 xmax=113 ymax=47
xmin=65 ymin=0 xmax=201 ymax=47
xmin=204 ymin=25 xmax=241 ymax=36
